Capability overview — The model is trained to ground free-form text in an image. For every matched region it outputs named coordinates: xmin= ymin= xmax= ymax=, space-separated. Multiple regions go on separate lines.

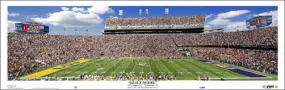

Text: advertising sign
xmin=246 ymin=16 xmax=272 ymax=28
xmin=21 ymin=24 xmax=27 ymax=32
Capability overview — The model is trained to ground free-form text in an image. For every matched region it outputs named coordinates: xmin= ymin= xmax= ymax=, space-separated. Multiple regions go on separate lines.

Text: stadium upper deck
xmin=104 ymin=15 xmax=205 ymax=34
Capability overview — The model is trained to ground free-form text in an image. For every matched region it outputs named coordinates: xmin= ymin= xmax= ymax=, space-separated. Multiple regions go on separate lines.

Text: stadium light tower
xmin=139 ymin=9 xmax=142 ymax=17
xmin=145 ymin=9 xmax=148 ymax=16
xmin=119 ymin=10 xmax=123 ymax=18
xmin=220 ymin=42 xmax=223 ymax=62
xmin=64 ymin=28 xmax=67 ymax=35
xmin=165 ymin=8 xmax=169 ymax=15
xmin=75 ymin=29 xmax=77 ymax=35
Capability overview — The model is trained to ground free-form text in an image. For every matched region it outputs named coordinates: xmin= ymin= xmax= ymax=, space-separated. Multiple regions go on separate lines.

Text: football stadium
xmin=8 ymin=13 xmax=278 ymax=81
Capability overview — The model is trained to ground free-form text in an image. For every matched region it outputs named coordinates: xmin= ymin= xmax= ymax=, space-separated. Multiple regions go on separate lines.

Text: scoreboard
xmin=14 ymin=22 xmax=49 ymax=34
xmin=246 ymin=16 xmax=272 ymax=28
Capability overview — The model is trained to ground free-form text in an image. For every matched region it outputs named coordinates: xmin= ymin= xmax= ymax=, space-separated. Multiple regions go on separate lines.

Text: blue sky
xmin=8 ymin=6 xmax=278 ymax=35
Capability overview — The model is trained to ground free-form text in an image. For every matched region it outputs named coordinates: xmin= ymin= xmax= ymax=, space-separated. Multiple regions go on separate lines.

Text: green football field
xmin=31 ymin=59 xmax=277 ymax=81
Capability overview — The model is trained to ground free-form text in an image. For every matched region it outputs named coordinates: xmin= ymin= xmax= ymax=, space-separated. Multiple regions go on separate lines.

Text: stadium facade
xmin=103 ymin=15 xmax=205 ymax=34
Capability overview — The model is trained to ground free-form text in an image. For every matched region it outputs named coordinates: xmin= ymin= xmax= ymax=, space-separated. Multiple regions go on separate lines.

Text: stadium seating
xmin=8 ymin=27 xmax=277 ymax=80
xmin=105 ymin=15 xmax=205 ymax=30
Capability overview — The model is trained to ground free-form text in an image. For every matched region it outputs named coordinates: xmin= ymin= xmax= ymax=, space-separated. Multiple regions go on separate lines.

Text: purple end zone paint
xmin=229 ymin=69 xmax=266 ymax=77
xmin=199 ymin=60 xmax=211 ymax=62
xmin=198 ymin=59 xmax=266 ymax=77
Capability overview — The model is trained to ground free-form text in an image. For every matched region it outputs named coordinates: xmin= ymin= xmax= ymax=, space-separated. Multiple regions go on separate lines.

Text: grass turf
xmin=24 ymin=59 xmax=277 ymax=81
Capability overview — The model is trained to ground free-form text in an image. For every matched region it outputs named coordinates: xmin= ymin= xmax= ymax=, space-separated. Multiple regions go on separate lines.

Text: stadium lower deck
xmin=20 ymin=59 xmax=277 ymax=81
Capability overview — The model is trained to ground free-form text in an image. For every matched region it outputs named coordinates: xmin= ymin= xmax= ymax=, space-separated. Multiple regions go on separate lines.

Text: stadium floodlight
xmin=165 ymin=8 xmax=169 ymax=15
xmin=119 ymin=10 xmax=123 ymax=17
xmin=145 ymin=9 xmax=148 ymax=16
xmin=139 ymin=9 xmax=142 ymax=16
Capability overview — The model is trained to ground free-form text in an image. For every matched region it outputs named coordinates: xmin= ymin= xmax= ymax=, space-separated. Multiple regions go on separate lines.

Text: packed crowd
xmin=8 ymin=27 xmax=277 ymax=80
xmin=78 ymin=72 xmax=177 ymax=81
xmin=105 ymin=15 xmax=205 ymax=30
xmin=101 ymin=34 xmax=179 ymax=58
xmin=8 ymin=34 xmax=103 ymax=80
xmin=185 ymin=47 xmax=277 ymax=75
xmin=19 ymin=72 xmax=177 ymax=81
xmin=172 ymin=27 xmax=278 ymax=48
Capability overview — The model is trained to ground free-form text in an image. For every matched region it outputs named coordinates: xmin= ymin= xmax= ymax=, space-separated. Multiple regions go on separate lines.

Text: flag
xmin=31 ymin=22 xmax=36 ymax=28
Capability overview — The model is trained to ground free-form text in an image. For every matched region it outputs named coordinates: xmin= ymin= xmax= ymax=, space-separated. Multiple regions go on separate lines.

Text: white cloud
xmin=254 ymin=10 xmax=278 ymax=27
xmin=208 ymin=10 xmax=250 ymax=27
xmin=208 ymin=19 xmax=232 ymax=25
xmin=8 ymin=12 xmax=20 ymax=17
xmin=30 ymin=6 xmax=116 ymax=27
xmin=204 ymin=24 xmax=212 ymax=30
xmin=225 ymin=21 xmax=249 ymax=32
xmin=246 ymin=15 xmax=252 ymax=19
xmin=61 ymin=7 xmax=69 ymax=11
xmin=217 ymin=10 xmax=250 ymax=19
xmin=253 ymin=10 xmax=277 ymax=17
xmin=72 ymin=7 xmax=85 ymax=12
xmin=205 ymin=14 xmax=213 ymax=20
xmin=222 ymin=10 xmax=278 ymax=32
xmin=87 ymin=6 xmax=114 ymax=14
xmin=8 ymin=21 xmax=21 ymax=33
xmin=110 ymin=16 xmax=118 ymax=18
xmin=205 ymin=14 xmax=213 ymax=23
xmin=31 ymin=10 xmax=103 ymax=27
xmin=31 ymin=6 xmax=114 ymax=27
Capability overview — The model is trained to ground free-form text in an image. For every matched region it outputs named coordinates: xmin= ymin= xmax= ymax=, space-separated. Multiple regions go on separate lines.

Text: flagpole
xmin=75 ymin=29 xmax=77 ymax=36
xmin=145 ymin=9 xmax=148 ymax=17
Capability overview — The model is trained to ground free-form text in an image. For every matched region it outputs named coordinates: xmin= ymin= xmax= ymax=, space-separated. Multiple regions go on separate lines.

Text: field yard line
xmin=123 ymin=61 xmax=131 ymax=73
xmin=113 ymin=60 xmax=128 ymax=72
xmin=103 ymin=60 xmax=120 ymax=75
xmin=189 ymin=60 xmax=229 ymax=78
xmin=191 ymin=60 xmax=237 ymax=77
xmin=212 ymin=60 xmax=277 ymax=78
xmin=158 ymin=59 xmax=170 ymax=72
xmin=142 ymin=61 xmax=144 ymax=73
xmin=149 ymin=60 xmax=152 ymax=72
xmin=85 ymin=60 xmax=105 ymax=74
xmin=162 ymin=60 xmax=187 ymax=79
xmin=58 ymin=60 xmax=101 ymax=77
xmin=171 ymin=60 xmax=197 ymax=79
xmin=132 ymin=59 xmax=136 ymax=72
xmin=173 ymin=60 xmax=199 ymax=79
xmin=153 ymin=60 xmax=161 ymax=73
xmin=195 ymin=60 xmax=256 ymax=78
xmin=182 ymin=60 xmax=220 ymax=78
